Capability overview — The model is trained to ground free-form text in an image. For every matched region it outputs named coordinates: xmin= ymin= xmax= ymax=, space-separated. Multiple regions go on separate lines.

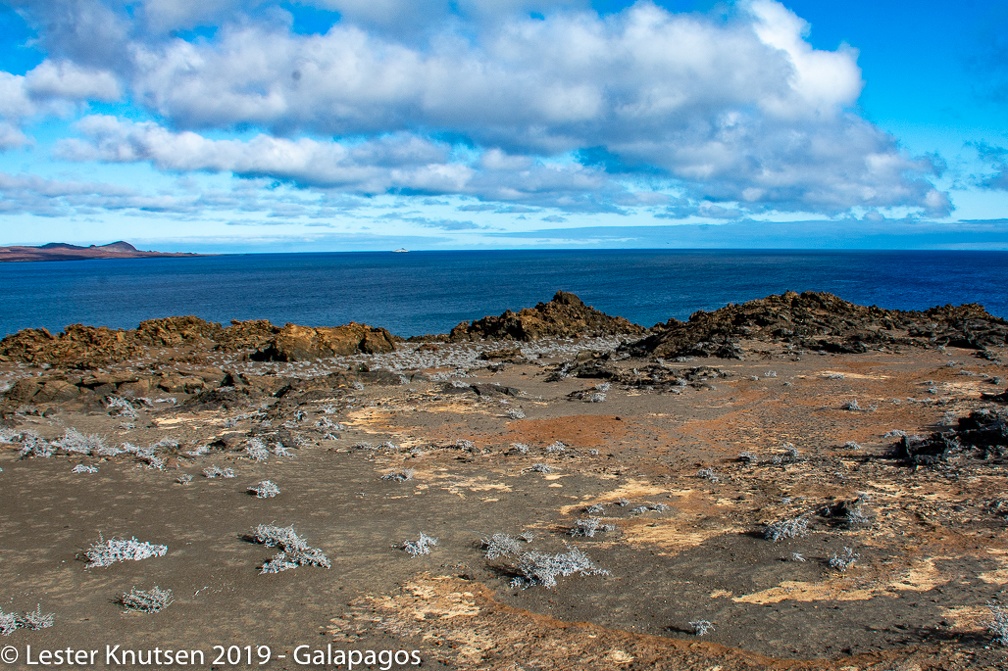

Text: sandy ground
xmin=1 ymin=336 xmax=1008 ymax=670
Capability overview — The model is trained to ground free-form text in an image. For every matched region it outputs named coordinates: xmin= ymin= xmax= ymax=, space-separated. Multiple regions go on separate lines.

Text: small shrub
xmin=509 ymin=546 xmax=608 ymax=589
xmin=763 ymin=516 xmax=809 ymax=542
xmin=506 ymin=408 xmax=526 ymax=420
xmin=245 ymin=438 xmax=269 ymax=462
xmin=85 ymin=536 xmax=167 ymax=568
xmin=17 ymin=605 xmax=53 ymax=631
xmin=690 ymin=620 xmax=714 ymax=636
xmin=248 ymin=480 xmax=280 ymax=498
xmin=106 ymin=396 xmax=138 ymax=418
xmin=568 ymin=518 xmax=616 ymax=538
xmin=791 ymin=552 xmax=806 ymax=562
xmin=203 ymin=465 xmax=235 ymax=479
xmin=546 ymin=441 xmax=567 ymax=454
xmin=510 ymin=442 xmax=530 ymax=455
xmin=530 ymin=463 xmax=553 ymax=473
xmin=481 ymin=533 xmax=523 ymax=560
xmin=584 ymin=503 xmax=605 ymax=515
xmin=828 ymin=546 xmax=859 ymax=572
xmin=403 ymin=532 xmax=438 ymax=558
xmin=381 ymin=469 xmax=415 ymax=483
xmin=0 ymin=609 xmax=18 ymax=636
xmin=250 ymin=524 xmax=330 ymax=573
xmin=17 ymin=432 xmax=54 ymax=459
xmin=121 ymin=586 xmax=173 ymax=613
xmin=988 ymin=604 xmax=1008 ymax=646
xmin=55 ymin=428 xmax=108 ymax=455
xmin=843 ymin=441 xmax=862 ymax=450
xmin=696 ymin=468 xmax=719 ymax=483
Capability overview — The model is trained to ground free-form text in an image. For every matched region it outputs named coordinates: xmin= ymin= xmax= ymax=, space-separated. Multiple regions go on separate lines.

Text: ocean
xmin=1 ymin=249 xmax=1007 ymax=338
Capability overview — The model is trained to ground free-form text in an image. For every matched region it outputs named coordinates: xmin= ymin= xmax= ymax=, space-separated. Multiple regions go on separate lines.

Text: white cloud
xmin=8 ymin=0 xmax=951 ymax=217
xmin=25 ymin=60 xmax=121 ymax=101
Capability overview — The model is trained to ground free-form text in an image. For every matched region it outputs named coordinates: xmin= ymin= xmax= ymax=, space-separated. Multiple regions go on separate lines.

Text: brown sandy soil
xmin=1 ymin=330 xmax=1008 ymax=670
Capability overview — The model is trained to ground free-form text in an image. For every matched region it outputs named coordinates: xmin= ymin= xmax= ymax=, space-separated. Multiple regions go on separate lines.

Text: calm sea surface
xmin=1 ymin=250 xmax=1006 ymax=338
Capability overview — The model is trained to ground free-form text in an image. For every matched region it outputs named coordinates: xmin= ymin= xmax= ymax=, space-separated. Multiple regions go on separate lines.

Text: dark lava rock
xmin=448 ymin=291 xmax=644 ymax=342
xmin=893 ymin=409 xmax=1008 ymax=466
xmin=624 ymin=291 xmax=1008 ymax=360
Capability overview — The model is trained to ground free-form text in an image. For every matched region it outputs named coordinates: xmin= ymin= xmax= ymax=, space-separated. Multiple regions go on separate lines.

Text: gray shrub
xmin=85 ymin=536 xmax=168 ymax=568
xmin=690 ymin=620 xmax=715 ymax=636
xmin=17 ymin=605 xmax=54 ymax=631
xmin=763 ymin=516 xmax=809 ymax=542
xmin=403 ymin=532 xmax=438 ymax=558
xmin=568 ymin=518 xmax=616 ymax=538
xmin=481 ymin=533 xmax=524 ymax=560
xmin=250 ymin=524 xmax=331 ymax=573
xmin=988 ymin=604 xmax=1008 ymax=646
xmin=247 ymin=480 xmax=280 ymax=498
xmin=827 ymin=546 xmax=859 ymax=572
xmin=510 ymin=546 xmax=608 ymax=589
xmin=121 ymin=586 xmax=173 ymax=613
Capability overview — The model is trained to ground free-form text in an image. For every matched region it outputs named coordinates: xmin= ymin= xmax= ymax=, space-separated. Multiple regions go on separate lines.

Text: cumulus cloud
xmin=24 ymin=60 xmax=121 ymax=101
xmin=8 ymin=0 xmax=951 ymax=217
xmin=56 ymin=115 xmax=632 ymax=208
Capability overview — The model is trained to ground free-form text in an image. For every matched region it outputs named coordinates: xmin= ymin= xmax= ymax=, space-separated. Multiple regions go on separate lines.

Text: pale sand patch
xmin=819 ymin=370 xmax=891 ymax=381
xmin=942 ymin=605 xmax=990 ymax=631
xmin=731 ymin=557 xmax=950 ymax=605
xmin=979 ymin=548 xmax=1008 ymax=584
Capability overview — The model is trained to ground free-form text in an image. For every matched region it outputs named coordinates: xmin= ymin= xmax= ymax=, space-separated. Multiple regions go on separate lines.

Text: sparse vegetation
xmin=247 ymin=480 xmax=280 ymax=498
xmin=764 ymin=516 xmax=809 ymax=542
xmin=568 ymin=517 xmax=616 ymax=538
xmin=509 ymin=546 xmax=608 ymax=589
xmin=828 ymin=546 xmax=859 ymax=572
xmin=203 ymin=465 xmax=235 ymax=479
xmin=987 ymin=604 xmax=1008 ymax=646
xmin=690 ymin=620 xmax=715 ymax=636
xmin=481 ymin=533 xmax=524 ymax=560
xmin=250 ymin=524 xmax=330 ymax=573
xmin=120 ymin=586 xmax=173 ymax=613
xmin=381 ymin=469 xmax=415 ymax=482
xmin=85 ymin=536 xmax=168 ymax=568
xmin=697 ymin=467 xmax=719 ymax=482
xmin=402 ymin=532 xmax=438 ymax=558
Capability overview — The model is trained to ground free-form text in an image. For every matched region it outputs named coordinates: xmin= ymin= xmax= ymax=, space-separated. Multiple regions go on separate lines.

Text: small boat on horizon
xmin=393 ymin=248 xmax=409 ymax=253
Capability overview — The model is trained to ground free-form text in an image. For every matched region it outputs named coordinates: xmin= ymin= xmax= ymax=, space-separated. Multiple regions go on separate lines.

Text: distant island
xmin=0 ymin=241 xmax=200 ymax=263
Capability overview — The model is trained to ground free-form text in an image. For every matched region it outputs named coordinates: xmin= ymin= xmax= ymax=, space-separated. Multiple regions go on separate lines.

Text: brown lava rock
xmin=253 ymin=322 xmax=398 ymax=361
xmin=448 ymin=291 xmax=644 ymax=342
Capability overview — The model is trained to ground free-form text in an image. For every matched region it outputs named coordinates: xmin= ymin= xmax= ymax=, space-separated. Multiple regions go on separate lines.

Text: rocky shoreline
xmin=2 ymin=290 xmax=1008 ymax=670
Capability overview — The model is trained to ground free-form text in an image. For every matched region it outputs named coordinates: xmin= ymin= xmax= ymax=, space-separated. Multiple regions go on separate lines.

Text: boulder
xmin=253 ymin=322 xmax=397 ymax=361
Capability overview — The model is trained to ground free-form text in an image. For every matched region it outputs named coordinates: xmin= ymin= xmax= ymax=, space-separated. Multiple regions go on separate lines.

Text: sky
xmin=0 ymin=0 xmax=1006 ymax=252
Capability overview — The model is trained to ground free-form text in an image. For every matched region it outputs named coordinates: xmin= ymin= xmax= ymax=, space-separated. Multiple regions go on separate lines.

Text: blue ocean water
xmin=1 ymin=250 xmax=1007 ymax=338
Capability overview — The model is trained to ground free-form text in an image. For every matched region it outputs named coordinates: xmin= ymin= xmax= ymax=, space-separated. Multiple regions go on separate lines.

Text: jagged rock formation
xmin=448 ymin=291 xmax=644 ymax=342
xmin=0 ymin=317 xmax=396 ymax=368
xmin=625 ymin=291 xmax=1008 ymax=360
xmin=252 ymin=323 xmax=397 ymax=362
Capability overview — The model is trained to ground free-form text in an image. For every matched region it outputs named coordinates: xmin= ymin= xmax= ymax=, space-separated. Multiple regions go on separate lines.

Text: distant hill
xmin=0 ymin=241 xmax=200 ymax=263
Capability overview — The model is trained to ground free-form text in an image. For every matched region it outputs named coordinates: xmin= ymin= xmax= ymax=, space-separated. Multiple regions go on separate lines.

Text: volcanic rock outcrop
xmin=625 ymin=291 xmax=1008 ymax=359
xmin=448 ymin=291 xmax=644 ymax=342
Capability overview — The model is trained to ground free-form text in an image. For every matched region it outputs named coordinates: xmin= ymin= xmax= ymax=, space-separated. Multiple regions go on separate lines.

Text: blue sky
xmin=0 ymin=0 xmax=1006 ymax=251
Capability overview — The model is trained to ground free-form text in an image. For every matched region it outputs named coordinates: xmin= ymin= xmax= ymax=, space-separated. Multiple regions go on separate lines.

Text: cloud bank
xmin=4 ymin=0 xmax=951 ymax=224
